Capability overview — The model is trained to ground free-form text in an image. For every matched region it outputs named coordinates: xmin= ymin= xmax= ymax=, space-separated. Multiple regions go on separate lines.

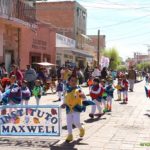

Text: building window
xmin=77 ymin=7 xmax=79 ymax=16
xmin=29 ymin=52 xmax=41 ymax=64
xmin=43 ymin=54 xmax=51 ymax=62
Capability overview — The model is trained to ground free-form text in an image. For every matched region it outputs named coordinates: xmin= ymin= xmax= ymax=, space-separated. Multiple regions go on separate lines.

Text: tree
xmin=102 ymin=47 xmax=121 ymax=70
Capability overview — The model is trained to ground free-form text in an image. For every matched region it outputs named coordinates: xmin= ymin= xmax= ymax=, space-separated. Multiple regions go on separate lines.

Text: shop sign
xmin=56 ymin=33 xmax=76 ymax=48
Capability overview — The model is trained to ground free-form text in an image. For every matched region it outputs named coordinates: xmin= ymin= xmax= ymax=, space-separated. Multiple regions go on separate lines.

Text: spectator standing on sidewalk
xmin=0 ymin=63 xmax=6 ymax=78
xmin=24 ymin=65 xmax=37 ymax=93
xmin=9 ymin=65 xmax=23 ymax=86
xmin=101 ymin=67 xmax=108 ymax=80
xmin=128 ymin=66 xmax=136 ymax=92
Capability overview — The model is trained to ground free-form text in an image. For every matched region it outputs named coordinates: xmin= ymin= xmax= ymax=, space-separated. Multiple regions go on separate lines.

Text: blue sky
xmin=47 ymin=0 xmax=150 ymax=60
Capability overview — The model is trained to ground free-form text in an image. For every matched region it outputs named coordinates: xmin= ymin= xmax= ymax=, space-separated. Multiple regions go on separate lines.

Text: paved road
xmin=1 ymin=80 xmax=150 ymax=150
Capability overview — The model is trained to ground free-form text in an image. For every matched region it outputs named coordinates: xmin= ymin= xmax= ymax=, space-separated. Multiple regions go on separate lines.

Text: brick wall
xmin=88 ymin=35 xmax=106 ymax=50
xmin=20 ymin=25 xmax=56 ymax=70
xmin=36 ymin=2 xmax=75 ymax=39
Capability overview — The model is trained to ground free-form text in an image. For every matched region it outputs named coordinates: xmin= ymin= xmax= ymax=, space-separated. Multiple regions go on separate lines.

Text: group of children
xmin=60 ymin=73 xmax=129 ymax=142
xmin=0 ymin=76 xmax=44 ymax=114
xmin=0 ymin=71 xmax=129 ymax=143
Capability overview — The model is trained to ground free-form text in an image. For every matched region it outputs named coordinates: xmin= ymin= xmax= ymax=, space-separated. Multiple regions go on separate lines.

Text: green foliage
xmin=136 ymin=62 xmax=150 ymax=71
xmin=102 ymin=47 xmax=121 ymax=70
xmin=116 ymin=65 xmax=127 ymax=71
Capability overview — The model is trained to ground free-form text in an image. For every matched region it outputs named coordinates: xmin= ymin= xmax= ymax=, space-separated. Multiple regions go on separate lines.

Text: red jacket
xmin=122 ymin=79 xmax=128 ymax=90
xmin=90 ymin=85 xmax=104 ymax=99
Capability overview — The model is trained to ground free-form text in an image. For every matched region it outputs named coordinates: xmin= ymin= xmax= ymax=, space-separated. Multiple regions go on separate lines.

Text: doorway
xmin=5 ymin=51 xmax=14 ymax=73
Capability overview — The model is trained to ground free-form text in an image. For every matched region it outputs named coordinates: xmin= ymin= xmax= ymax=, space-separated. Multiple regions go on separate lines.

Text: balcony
xmin=0 ymin=0 xmax=36 ymax=25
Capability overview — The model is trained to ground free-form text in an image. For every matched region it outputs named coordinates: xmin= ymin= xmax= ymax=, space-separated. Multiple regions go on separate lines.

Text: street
xmin=1 ymin=80 xmax=150 ymax=150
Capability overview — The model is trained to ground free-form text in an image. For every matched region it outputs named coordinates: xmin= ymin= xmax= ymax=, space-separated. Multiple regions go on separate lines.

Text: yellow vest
xmin=65 ymin=89 xmax=83 ymax=112
xmin=64 ymin=71 xmax=72 ymax=80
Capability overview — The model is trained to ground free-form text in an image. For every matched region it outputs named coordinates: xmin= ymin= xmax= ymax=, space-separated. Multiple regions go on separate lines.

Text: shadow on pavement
xmin=119 ymin=102 xmax=127 ymax=105
xmin=62 ymin=124 xmax=84 ymax=130
xmin=53 ymin=100 xmax=61 ymax=102
xmin=45 ymin=92 xmax=56 ymax=95
xmin=50 ymin=138 xmax=88 ymax=150
xmin=144 ymin=113 xmax=150 ymax=117
xmin=84 ymin=117 xmax=106 ymax=123
xmin=114 ymin=99 xmax=122 ymax=101
xmin=0 ymin=137 xmax=58 ymax=148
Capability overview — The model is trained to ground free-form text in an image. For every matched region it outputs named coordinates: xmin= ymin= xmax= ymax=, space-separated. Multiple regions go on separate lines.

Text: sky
xmin=45 ymin=0 xmax=150 ymax=60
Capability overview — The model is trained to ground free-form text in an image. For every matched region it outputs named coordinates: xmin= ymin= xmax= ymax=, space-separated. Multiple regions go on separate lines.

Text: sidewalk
xmin=1 ymin=81 xmax=150 ymax=150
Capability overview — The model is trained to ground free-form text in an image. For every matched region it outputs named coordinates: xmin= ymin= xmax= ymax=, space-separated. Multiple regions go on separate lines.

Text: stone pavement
xmin=1 ymin=80 xmax=150 ymax=150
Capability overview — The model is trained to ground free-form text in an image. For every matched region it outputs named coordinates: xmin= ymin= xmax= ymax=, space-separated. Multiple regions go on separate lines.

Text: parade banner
xmin=0 ymin=105 xmax=61 ymax=136
xmin=100 ymin=56 xmax=110 ymax=69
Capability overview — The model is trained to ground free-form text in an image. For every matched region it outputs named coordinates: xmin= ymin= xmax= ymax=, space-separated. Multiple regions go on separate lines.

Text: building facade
xmin=0 ymin=0 xmax=36 ymax=71
xmin=20 ymin=23 xmax=56 ymax=70
xmin=56 ymin=33 xmax=93 ymax=68
xmin=36 ymin=1 xmax=87 ymax=49
xmin=0 ymin=0 xmax=56 ymax=71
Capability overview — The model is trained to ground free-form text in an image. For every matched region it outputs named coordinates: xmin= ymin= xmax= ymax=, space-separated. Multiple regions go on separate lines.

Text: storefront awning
xmin=71 ymin=49 xmax=93 ymax=58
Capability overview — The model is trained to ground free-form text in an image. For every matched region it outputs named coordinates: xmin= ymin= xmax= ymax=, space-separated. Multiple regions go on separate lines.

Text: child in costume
xmin=87 ymin=76 xmax=93 ymax=89
xmin=21 ymin=80 xmax=31 ymax=106
xmin=105 ymin=77 xmax=115 ymax=111
xmin=100 ymin=79 xmax=108 ymax=113
xmin=56 ymin=78 xmax=64 ymax=101
xmin=89 ymin=78 xmax=104 ymax=118
xmin=61 ymin=75 xmax=85 ymax=142
xmin=115 ymin=78 xmax=123 ymax=101
xmin=8 ymin=75 xmax=21 ymax=113
xmin=121 ymin=75 xmax=128 ymax=104
xmin=32 ymin=80 xmax=43 ymax=106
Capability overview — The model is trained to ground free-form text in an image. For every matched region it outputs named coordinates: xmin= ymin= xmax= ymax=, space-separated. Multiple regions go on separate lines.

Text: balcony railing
xmin=0 ymin=0 xmax=36 ymax=24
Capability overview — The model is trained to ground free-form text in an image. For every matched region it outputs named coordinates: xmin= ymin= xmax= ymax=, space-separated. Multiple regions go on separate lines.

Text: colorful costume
xmin=105 ymin=84 xmax=115 ymax=111
xmin=121 ymin=79 xmax=128 ymax=103
xmin=56 ymin=82 xmax=64 ymax=101
xmin=32 ymin=85 xmax=42 ymax=106
xmin=64 ymin=85 xmax=85 ymax=142
xmin=89 ymin=84 xmax=104 ymax=117
xmin=65 ymin=85 xmax=85 ymax=113
xmin=21 ymin=87 xmax=31 ymax=101
xmin=115 ymin=80 xmax=123 ymax=100
xmin=21 ymin=86 xmax=31 ymax=107
xmin=8 ymin=83 xmax=21 ymax=104
xmin=145 ymin=85 xmax=150 ymax=98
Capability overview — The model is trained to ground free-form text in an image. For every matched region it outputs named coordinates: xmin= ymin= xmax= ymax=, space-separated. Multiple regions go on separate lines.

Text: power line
xmin=79 ymin=0 xmax=150 ymax=7
xmin=88 ymin=14 xmax=150 ymax=30
xmin=107 ymin=31 xmax=150 ymax=42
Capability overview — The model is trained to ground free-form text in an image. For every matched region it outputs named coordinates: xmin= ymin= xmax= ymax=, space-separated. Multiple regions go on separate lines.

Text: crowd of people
xmin=0 ymin=62 xmax=145 ymax=142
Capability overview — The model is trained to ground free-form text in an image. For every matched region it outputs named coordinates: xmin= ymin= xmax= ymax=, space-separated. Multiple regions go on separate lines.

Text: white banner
xmin=100 ymin=56 xmax=110 ymax=69
xmin=0 ymin=105 xmax=61 ymax=136
xmin=56 ymin=33 xmax=76 ymax=48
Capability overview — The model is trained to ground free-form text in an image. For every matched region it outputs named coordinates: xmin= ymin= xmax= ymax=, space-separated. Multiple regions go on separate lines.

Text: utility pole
xmin=97 ymin=30 xmax=100 ymax=66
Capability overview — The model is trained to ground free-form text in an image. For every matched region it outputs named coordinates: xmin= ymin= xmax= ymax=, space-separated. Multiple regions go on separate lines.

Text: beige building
xmin=56 ymin=33 xmax=93 ymax=68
